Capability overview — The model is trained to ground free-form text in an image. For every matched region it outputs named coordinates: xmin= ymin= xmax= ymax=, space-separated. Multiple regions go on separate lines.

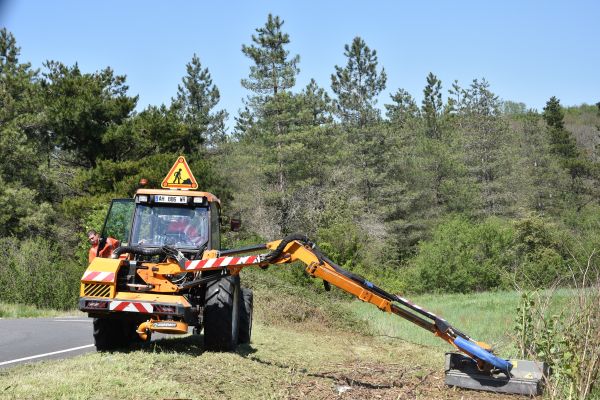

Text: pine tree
xmin=421 ymin=72 xmax=443 ymax=139
xmin=41 ymin=61 xmax=137 ymax=167
xmin=241 ymin=13 xmax=299 ymax=106
xmin=542 ymin=96 xmax=578 ymax=159
xmin=452 ymin=79 xmax=515 ymax=216
xmin=172 ymin=54 xmax=227 ymax=150
xmin=330 ymin=37 xmax=386 ymax=127
xmin=385 ymin=88 xmax=419 ymax=128
xmin=238 ymin=14 xmax=302 ymax=236
xmin=542 ymin=96 xmax=597 ymax=210
xmin=298 ymin=79 xmax=332 ymax=126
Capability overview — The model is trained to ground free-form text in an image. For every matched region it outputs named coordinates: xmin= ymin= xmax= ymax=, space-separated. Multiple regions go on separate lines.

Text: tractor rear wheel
xmin=203 ymin=275 xmax=240 ymax=351
xmin=238 ymin=288 xmax=253 ymax=344
xmin=93 ymin=317 xmax=141 ymax=351
xmin=93 ymin=317 xmax=123 ymax=351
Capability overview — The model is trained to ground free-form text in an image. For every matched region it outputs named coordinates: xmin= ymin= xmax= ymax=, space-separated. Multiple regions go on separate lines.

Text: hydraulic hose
xmin=111 ymin=245 xmax=181 ymax=259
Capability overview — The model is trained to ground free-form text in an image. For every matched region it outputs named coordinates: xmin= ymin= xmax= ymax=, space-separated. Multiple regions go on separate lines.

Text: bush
xmin=0 ymin=237 xmax=83 ymax=310
xmin=514 ymin=253 xmax=599 ymax=399
xmin=511 ymin=215 xmax=570 ymax=288
xmin=405 ymin=216 xmax=514 ymax=293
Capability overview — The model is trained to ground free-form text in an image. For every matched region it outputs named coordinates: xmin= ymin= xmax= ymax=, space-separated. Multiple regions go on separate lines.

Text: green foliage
xmin=512 ymin=215 xmax=567 ymax=288
xmin=421 ymin=72 xmax=443 ymax=138
xmin=241 ymin=13 xmax=299 ymax=101
xmin=385 ymin=88 xmax=419 ymax=127
xmin=171 ymin=54 xmax=227 ymax=149
xmin=407 ymin=216 xmax=514 ymax=293
xmin=0 ymin=237 xmax=82 ymax=309
xmin=514 ymin=286 xmax=600 ymax=399
xmin=41 ymin=61 xmax=137 ymax=167
xmin=331 ymin=36 xmax=387 ymax=127
xmin=0 ymin=177 xmax=55 ymax=238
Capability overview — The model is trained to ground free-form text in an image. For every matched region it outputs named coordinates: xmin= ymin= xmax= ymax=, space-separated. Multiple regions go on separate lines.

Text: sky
xmin=1 ymin=0 xmax=599 ymax=129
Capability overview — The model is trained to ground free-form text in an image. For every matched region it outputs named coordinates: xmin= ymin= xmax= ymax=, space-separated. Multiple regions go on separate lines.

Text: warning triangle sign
xmin=161 ymin=156 xmax=198 ymax=189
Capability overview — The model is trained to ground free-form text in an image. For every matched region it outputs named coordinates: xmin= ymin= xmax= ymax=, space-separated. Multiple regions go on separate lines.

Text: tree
xmin=421 ymin=72 xmax=443 ymax=138
xmin=542 ymin=96 xmax=578 ymax=159
xmin=241 ymin=13 xmax=299 ymax=106
xmin=171 ymin=54 xmax=227 ymax=150
xmin=298 ymin=79 xmax=332 ymax=126
xmin=238 ymin=14 xmax=303 ymax=236
xmin=451 ymin=79 xmax=515 ymax=216
xmin=330 ymin=36 xmax=387 ymax=127
xmin=542 ymin=96 xmax=598 ymax=210
xmin=41 ymin=61 xmax=137 ymax=167
xmin=385 ymin=88 xmax=419 ymax=128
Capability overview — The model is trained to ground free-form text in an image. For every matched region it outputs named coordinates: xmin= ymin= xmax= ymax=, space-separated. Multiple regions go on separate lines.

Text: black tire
xmin=203 ymin=275 xmax=241 ymax=351
xmin=238 ymin=288 xmax=253 ymax=344
xmin=93 ymin=317 xmax=141 ymax=351
xmin=93 ymin=317 xmax=123 ymax=351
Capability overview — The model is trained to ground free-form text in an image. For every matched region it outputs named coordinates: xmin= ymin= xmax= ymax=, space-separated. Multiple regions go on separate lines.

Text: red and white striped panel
xmin=184 ymin=255 xmax=260 ymax=271
xmin=82 ymin=270 xmax=115 ymax=283
xmin=109 ymin=301 xmax=153 ymax=313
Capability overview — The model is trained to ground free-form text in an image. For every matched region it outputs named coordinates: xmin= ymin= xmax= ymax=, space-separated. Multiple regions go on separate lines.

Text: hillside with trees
xmin=0 ymin=14 xmax=599 ymax=308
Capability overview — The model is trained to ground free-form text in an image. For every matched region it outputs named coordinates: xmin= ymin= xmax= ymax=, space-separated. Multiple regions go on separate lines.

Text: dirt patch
xmin=281 ymin=362 xmax=524 ymax=400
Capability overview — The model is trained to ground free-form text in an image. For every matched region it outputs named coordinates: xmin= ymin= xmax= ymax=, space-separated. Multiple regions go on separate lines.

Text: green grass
xmin=0 ymin=323 xmax=444 ymax=400
xmin=0 ymin=302 xmax=81 ymax=318
xmin=346 ymin=289 xmax=574 ymax=360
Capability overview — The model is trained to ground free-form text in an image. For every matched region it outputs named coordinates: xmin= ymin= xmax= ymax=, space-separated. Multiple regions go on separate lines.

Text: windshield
xmin=130 ymin=204 xmax=209 ymax=249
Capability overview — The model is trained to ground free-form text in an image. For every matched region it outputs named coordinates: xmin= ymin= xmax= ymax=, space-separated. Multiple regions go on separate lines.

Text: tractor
xmin=79 ymin=156 xmax=546 ymax=395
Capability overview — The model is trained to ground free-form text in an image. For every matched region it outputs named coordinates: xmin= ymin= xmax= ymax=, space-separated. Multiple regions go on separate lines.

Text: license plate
xmin=155 ymin=195 xmax=187 ymax=204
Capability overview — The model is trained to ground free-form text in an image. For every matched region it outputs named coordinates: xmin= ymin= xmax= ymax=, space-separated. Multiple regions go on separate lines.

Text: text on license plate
xmin=155 ymin=195 xmax=187 ymax=204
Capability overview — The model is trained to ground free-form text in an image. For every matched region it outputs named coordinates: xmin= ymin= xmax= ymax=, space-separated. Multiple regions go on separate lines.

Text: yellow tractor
xmin=79 ymin=156 xmax=546 ymax=395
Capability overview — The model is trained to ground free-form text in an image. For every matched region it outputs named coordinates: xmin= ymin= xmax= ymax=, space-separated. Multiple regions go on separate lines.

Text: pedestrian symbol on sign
xmin=161 ymin=156 xmax=198 ymax=189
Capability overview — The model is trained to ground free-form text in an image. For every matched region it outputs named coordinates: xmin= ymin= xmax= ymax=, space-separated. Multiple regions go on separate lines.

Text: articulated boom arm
xmin=184 ymin=234 xmax=512 ymax=374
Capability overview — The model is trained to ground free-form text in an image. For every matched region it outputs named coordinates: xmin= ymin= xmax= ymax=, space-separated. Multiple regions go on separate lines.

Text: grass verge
xmin=0 ymin=302 xmax=81 ymax=318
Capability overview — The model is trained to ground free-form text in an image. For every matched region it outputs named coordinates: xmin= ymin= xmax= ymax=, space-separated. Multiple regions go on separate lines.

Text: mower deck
xmin=444 ymin=352 xmax=548 ymax=396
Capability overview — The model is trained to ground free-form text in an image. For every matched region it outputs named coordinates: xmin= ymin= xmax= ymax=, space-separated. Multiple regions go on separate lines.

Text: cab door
xmin=100 ymin=199 xmax=135 ymax=245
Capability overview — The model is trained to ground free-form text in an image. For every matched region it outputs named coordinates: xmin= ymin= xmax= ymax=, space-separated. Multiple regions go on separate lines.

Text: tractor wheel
xmin=238 ymin=288 xmax=253 ymax=344
xmin=93 ymin=318 xmax=141 ymax=351
xmin=93 ymin=317 xmax=124 ymax=351
xmin=203 ymin=275 xmax=240 ymax=351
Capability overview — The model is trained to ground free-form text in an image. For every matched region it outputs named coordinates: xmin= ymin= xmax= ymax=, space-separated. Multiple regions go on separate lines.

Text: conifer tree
xmin=330 ymin=37 xmax=386 ymax=127
xmin=385 ymin=88 xmax=419 ymax=128
xmin=241 ymin=13 xmax=299 ymax=106
xmin=239 ymin=14 xmax=302 ymax=236
xmin=421 ymin=72 xmax=443 ymax=138
xmin=172 ymin=54 xmax=227 ymax=150
xmin=542 ymin=96 xmax=578 ymax=159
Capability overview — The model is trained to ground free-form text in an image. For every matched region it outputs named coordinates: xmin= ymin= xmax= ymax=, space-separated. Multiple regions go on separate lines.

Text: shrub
xmin=405 ymin=216 xmax=514 ymax=293
xmin=514 ymin=252 xmax=599 ymax=399
xmin=0 ymin=237 xmax=83 ymax=310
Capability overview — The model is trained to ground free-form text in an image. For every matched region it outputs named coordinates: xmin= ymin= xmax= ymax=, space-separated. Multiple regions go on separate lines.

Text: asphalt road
xmin=0 ymin=317 xmax=95 ymax=368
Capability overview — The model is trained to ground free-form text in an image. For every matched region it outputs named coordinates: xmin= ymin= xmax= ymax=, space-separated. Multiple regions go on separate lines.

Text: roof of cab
xmin=135 ymin=188 xmax=220 ymax=205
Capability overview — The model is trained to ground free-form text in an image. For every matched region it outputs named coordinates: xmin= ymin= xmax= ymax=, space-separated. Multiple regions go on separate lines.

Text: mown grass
xmin=0 ymin=268 xmax=566 ymax=399
xmin=0 ymin=302 xmax=80 ymax=318
xmin=0 ymin=322 xmax=442 ymax=400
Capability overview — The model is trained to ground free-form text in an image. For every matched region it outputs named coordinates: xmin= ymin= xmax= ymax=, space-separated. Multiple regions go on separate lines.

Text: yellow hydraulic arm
xmin=176 ymin=234 xmax=512 ymax=373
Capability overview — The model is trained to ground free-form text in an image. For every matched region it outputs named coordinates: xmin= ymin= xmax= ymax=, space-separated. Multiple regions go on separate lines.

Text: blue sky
xmin=2 ymin=1 xmax=599 ymax=128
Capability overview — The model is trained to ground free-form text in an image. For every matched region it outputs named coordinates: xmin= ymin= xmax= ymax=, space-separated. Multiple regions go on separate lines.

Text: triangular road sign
xmin=161 ymin=156 xmax=198 ymax=189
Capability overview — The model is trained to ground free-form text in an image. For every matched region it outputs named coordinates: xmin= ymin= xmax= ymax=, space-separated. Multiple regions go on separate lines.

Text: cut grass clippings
xmin=0 ymin=322 xmax=515 ymax=400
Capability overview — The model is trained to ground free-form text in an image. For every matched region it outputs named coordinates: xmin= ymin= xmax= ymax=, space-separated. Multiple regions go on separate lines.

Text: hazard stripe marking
xmin=184 ymin=255 xmax=260 ymax=271
xmin=109 ymin=301 xmax=153 ymax=313
xmin=82 ymin=271 xmax=115 ymax=283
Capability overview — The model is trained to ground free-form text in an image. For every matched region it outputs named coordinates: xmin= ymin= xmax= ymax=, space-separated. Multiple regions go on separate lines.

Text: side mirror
xmin=230 ymin=216 xmax=242 ymax=232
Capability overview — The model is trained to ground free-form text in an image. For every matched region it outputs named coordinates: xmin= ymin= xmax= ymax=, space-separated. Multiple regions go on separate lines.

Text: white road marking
xmin=0 ymin=344 xmax=94 ymax=366
xmin=52 ymin=319 xmax=91 ymax=322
